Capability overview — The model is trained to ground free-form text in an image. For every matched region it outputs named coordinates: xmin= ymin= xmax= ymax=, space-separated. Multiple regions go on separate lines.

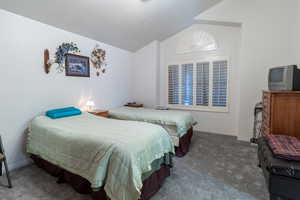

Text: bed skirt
xmin=31 ymin=154 xmax=171 ymax=200
xmin=175 ymin=127 xmax=193 ymax=157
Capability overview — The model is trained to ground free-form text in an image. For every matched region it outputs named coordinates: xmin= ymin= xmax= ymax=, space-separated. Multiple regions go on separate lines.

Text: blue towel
xmin=46 ymin=107 xmax=82 ymax=119
xmin=46 ymin=107 xmax=77 ymax=115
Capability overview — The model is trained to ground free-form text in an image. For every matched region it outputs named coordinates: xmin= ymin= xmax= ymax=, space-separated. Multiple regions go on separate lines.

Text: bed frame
xmin=175 ymin=127 xmax=193 ymax=157
xmin=31 ymin=155 xmax=171 ymax=200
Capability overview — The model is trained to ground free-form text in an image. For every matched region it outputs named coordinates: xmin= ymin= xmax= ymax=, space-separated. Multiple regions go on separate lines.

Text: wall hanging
xmin=44 ymin=49 xmax=51 ymax=74
xmin=91 ymin=45 xmax=107 ymax=76
xmin=65 ymin=54 xmax=90 ymax=77
xmin=44 ymin=42 xmax=81 ymax=74
xmin=55 ymin=42 xmax=81 ymax=72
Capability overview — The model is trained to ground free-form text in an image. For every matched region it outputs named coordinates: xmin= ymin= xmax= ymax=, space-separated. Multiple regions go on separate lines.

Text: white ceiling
xmin=0 ymin=0 xmax=221 ymax=51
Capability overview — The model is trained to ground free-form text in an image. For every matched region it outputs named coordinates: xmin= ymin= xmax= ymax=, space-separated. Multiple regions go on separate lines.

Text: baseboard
xmin=194 ymin=129 xmax=237 ymax=138
xmin=237 ymin=135 xmax=251 ymax=142
xmin=194 ymin=130 xmax=254 ymax=145
xmin=8 ymin=157 xmax=32 ymax=171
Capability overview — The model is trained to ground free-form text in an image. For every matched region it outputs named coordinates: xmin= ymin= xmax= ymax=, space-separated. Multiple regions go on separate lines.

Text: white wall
xmin=159 ymin=24 xmax=241 ymax=136
xmin=0 ymin=9 xmax=133 ymax=169
xmin=196 ymin=0 xmax=299 ymax=140
xmin=131 ymin=41 xmax=160 ymax=108
xmin=292 ymin=1 xmax=300 ymax=64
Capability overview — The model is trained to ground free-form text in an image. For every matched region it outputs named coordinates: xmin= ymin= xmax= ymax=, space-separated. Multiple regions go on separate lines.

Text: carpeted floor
xmin=0 ymin=132 xmax=268 ymax=200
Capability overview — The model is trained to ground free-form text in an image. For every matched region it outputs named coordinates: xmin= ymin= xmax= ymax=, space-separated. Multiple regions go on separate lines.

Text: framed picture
xmin=65 ymin=54 xmax=90 ymax=77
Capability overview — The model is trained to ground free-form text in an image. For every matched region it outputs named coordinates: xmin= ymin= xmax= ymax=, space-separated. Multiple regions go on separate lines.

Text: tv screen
xmin=270 ymin=68 xmax=284 ymax=82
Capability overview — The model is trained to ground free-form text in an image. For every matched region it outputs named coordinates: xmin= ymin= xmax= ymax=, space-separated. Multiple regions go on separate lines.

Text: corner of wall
xmin=131 ymin=40 xmax=161 ymax=108
xmin=9 ymin=157 xmax=32 ymax=171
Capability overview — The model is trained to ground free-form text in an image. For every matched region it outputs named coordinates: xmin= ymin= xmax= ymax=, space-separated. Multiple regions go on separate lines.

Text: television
xmin=268 ymin=65 xmax=300 ymax=91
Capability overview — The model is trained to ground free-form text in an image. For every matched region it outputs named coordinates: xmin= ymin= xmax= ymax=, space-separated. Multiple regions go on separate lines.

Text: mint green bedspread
xmin=109 ymin=107 xmax=195 ymax=137
xmin=27 ymin=112 xmax=174 ymax=200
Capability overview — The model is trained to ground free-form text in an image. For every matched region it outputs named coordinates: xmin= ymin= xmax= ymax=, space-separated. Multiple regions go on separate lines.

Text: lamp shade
xmin=86 ymin=100 xmax=95 ymax=107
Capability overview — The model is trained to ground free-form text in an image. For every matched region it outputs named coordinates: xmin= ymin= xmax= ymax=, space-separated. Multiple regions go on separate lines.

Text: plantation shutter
xmin=212 ymin=60 xmax=228 ymax=107
xmin=168 ymin=65 xmax=179 ymax=104
xmin=181 ymin=64 xmax=194 ymax=105
xmin=196 ymin=62 xmax=209 ymax=106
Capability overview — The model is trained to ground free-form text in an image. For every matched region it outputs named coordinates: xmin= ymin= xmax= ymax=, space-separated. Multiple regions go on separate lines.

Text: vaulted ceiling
xmin=0 ymin=0 xmax=221 ymax=51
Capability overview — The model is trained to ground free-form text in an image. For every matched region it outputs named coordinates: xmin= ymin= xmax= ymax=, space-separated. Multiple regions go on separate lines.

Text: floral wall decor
xmin=91 ymin=45 xmax=107 ymax=76
xmin=45 ymin=42 xmax=81 ymax=73
xmin=55 ymin=42 xmax=80 ymax=72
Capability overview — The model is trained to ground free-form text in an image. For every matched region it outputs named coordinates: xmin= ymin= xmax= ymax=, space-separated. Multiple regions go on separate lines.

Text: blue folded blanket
xmin=46 ymin=107 xmax=77 ymax=115
xmin=46 ymin=107 xmax=82 ymax=119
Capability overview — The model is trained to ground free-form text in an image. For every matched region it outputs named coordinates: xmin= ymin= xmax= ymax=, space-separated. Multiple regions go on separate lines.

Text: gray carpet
xmin=0 ymin=132 xmax=268 ymax=200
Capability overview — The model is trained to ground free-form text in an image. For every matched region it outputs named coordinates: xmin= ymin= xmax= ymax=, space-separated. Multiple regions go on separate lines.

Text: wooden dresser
xmin=262 ymin=90 xmax=300 ymax=138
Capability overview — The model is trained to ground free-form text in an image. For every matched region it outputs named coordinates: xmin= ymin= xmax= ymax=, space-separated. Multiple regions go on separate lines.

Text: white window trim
xmin=166 ymin=56 xmax=230 ymax=113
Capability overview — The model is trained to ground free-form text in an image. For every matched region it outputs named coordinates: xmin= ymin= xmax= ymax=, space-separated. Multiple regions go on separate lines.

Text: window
xmin=176 ymin=30 xmax=218 ymax=54
xmin=212 ymin=61 xmax=228 ymax=107
xmin=168 ymin=59 xmax=228 ymax=112
xmin=181 ymin=64 xmax=193 ymax=105
xmin=168 ymin=65 xmax=179 ymax=104
xmin=196 ymin=62 xmax=209 ymax=106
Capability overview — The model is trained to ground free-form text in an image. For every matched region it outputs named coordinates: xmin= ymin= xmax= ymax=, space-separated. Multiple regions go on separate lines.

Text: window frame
xmin=167 ymin=56 xmax=230 ymax=113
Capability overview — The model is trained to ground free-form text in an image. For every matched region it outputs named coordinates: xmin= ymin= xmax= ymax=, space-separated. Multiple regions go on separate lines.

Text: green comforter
xmin=109 ymin=107 xmax=195 ymax=137
xmin=27 ymin=112 xmax=174 ymax=200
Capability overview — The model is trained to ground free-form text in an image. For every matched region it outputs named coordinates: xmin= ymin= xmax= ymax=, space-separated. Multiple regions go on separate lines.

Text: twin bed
xmin=109 ymin=106 xmax=196 ymax=157
xmin=27 ymin=107 xmax=195 ymax=200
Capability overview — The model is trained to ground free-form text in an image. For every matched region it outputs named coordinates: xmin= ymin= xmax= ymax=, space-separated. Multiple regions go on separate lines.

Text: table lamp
xmin=86 ymin=100 xmax=95 ymax=112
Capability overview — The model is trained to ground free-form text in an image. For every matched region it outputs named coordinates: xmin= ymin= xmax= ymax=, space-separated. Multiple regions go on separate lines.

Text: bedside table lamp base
xmin=86 ymin=100 xmax=95 ymax=112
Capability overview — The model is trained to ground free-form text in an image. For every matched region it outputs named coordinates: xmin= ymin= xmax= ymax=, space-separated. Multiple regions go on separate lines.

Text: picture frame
xmin=65 ymin=53 xmax=90 ymax=77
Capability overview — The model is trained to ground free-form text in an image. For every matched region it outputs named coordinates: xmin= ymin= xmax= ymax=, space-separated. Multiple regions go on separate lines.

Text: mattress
xmin=27 ymin=112 xmax=174 ymax=200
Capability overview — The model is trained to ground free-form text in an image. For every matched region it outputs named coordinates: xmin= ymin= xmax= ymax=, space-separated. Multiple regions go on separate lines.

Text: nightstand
xmin=125 ymin=103 xmax=143 ymax=108
xmin=88 ymin=110 xmax=109 ymax=118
